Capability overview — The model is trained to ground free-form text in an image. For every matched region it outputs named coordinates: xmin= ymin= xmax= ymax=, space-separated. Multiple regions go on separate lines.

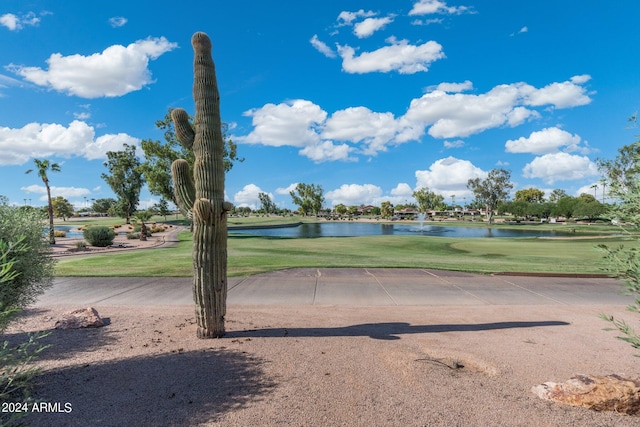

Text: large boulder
xmin=55 ymin=307 xmax=105 ymax=329
xmin=532 ymin=374 xmax=640 ymax=415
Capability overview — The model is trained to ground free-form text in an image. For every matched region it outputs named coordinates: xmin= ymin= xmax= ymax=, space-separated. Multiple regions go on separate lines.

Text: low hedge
xmin=83 ymin=226 xmax=115 ymax=247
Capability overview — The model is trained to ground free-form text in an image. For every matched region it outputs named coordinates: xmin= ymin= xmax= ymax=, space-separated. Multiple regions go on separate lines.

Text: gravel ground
xmin=3 ymin=303 xmax=639 ymax=426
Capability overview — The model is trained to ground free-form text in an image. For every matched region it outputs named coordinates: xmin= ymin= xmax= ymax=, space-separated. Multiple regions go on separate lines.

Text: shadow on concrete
xmin=28 ymin=348 xmax=276 ymax=427
xmin=230 ymin=320 xmax=570 ymax=340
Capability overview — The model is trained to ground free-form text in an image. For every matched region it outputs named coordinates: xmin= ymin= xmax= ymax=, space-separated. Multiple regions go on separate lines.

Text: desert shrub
xmin=0 ymin=199 xmax=55 ymax=310
xmin=126 ymin=232 xmax=140 ymax=240
xmin=0 ymin=332 xmax=49 ymax=415
xmin=54 ymin=230 xmax=66 ymax=238
xmin=83 ymin=226 xmax=115 ymax=247
xmin=75 ymin=241 xmax=87 ymax=249
xmin=150 ymin=226 xmax=166 ymax=233
xmin=0 ymin=230 xmax=50 ymax=425
xmin=597 ymin=138 xmax=640 ymax=354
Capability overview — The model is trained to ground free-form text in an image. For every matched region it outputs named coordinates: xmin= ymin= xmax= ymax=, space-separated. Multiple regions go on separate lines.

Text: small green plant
xmin=0 ymin=332 xmax=49 ymax=418
xmin=53 ymin=230 xmax=66 ymax=238
xmin=598 ymin=242 xmax=640 ymax=355
xmin=126 ymin=232 xmax=140 ymax=240
xmin=0 ymin=237 xmax=50 ymax=425
xmin=75 ymin=241 xmax=87 ymax=249
xmin=83 ymin=226 xmax=115 ymax=247
xmin=597 ymin=134 xmax=640 ymax=355
xmin=0 ymin=200 xmax=55 ymax=309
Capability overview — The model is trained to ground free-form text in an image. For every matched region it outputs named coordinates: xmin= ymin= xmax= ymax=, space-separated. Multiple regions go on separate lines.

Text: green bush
xmin=0 ymin=200 xmax=55 ymax=310
xmin=83 ymin=226 xmax=116 ymax=247
xmin=126 ymin=232 xmax=140 ymax=240
xmin=0 ymin=225 xmax=50 ymax=425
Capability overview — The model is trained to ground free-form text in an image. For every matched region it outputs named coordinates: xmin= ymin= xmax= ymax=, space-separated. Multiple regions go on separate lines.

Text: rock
xmin=55 ymin=307 xmax=105 ymax=329
xmin=532 ymin=374 xmax=640 ymax=415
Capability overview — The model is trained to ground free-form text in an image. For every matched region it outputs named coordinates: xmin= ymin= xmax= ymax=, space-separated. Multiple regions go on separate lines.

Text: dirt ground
xmin=4 ymin=302 xmax=639 ymax=427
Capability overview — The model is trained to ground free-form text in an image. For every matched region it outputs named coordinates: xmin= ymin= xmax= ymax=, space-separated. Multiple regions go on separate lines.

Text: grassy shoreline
xmin=54 ymin=225 xmax=635 ymax=277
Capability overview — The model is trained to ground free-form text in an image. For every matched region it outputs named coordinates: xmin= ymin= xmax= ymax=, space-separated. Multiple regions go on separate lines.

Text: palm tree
xmin=132 ymin=210 xmax=154 ymax=241
xmin=26 ymin=159 xmax=61 ymax=244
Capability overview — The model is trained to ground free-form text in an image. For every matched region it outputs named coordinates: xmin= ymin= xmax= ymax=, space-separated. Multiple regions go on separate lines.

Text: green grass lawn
xmin=55 ymin=229 xmax=635 ymax=277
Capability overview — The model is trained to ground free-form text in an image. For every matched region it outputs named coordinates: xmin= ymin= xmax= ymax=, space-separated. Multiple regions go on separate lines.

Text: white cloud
xmin=237 ymin=77 xmax=592 ymax=162
xmin=415 ymin=157 xmax=485 ymax=197
xmin=522 ymin=152 xmax=598 ymax=184
xmin=108 ymin=16 xmax=127 ymax=28
xmin=519 ymin=26 xmax=528 ymax=34
xmin=275 ymin=183 xmax=298 ymax=195
xmin=391 ymin=183 xmax=413 ymax=197
xmin=0 ymin=12 xmax=40 ymax=31
xmin=337 ymin=10 xmax=376 ymax=26
xmin=403 ymin=77 xmax=590 ymax=139
xmin=444 ymin=139 xmax=465 ymax=149
xmin=506 ymin=106 xmax=540 ymax=127
xmin=7 ymin=36 xmax=177 ymax=98
xmin=570 ymin=74 xmax=591 ymax=84
xmin=233 ymin=184 xmax=270 ymax=209
xmin=409 ymin=0 xmax=471 ymax=16
xmin=0 ymin=120 xmax=140 ymax=165
xmin=0 ymin=73 xmax=26 ymax=96
xmin=405 ymin=84 xmax=528 ymax=138
xmin=310 ymin=35 xmax=336 ymax=58
xmin=21 ymin=185 xmax=91 ymax=202
xmin=353 ymin=16 xmax=394 ymax=38
xmin=240 ymin=99 xmax=326 ymax=147
xmin=323 ymin=107 xmax=399 ymax=154
xmin=411 ymin=18 xmax=444 ymax=26
xmin=521 ymin=75 xmax=592 ymax=108
xmin=435 ymin=80 xmax=473 ymax=93
xmin=73 ymin=111 xmax=91 ymax=120
xmin=338 ymin=38 xmax=445 ymax=74
xmin=505 ymin=127 xmax=582 ymax=155
xmin=326 ymin=184 xmax=383 ymax=206
xmin=299 ymin=141 xmax=356 ymax=163
xmin=84 ymin=133 xmax=141 ymax=160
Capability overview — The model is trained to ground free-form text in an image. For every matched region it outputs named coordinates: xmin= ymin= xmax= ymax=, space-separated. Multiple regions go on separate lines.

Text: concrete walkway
xmin=36 ymin=268 xmax=633 ymax=307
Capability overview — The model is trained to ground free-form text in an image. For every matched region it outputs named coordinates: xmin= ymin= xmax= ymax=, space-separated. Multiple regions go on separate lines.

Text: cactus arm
xmin=170 ymin=159 xmax=195 ymax=217
xmin=171 ymin=108 xmax=195 ymax=150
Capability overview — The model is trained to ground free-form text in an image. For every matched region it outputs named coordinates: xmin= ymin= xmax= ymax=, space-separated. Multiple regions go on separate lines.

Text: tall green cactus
xmin=171 ymin=32 xmax=233 ymax=338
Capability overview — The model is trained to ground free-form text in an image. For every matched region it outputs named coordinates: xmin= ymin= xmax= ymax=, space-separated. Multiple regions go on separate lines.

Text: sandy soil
xmin=4 ymin=302 xmax=639 ymax=426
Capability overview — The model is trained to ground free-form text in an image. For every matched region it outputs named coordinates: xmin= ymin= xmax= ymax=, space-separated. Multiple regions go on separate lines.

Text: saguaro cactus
xmin=171 ymin=32 xmax=233 ymax=338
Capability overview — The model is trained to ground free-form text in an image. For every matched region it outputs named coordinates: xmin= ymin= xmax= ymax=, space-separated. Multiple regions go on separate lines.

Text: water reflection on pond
xmin=229 ymin=222 xmax=587 ymax=238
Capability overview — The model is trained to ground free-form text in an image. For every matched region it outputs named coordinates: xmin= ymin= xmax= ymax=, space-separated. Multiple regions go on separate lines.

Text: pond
xmin=54 ymin=225 xmax=126 ymax=238
xmin=53 ymin=225 xmax=83 ymax=238
xmin=229 ymin=222 xmax=589 ymax=238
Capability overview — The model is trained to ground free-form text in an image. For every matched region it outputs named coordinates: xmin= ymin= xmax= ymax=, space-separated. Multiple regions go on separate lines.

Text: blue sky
xmin=1 ymin=1 xmax=638 ymax=211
